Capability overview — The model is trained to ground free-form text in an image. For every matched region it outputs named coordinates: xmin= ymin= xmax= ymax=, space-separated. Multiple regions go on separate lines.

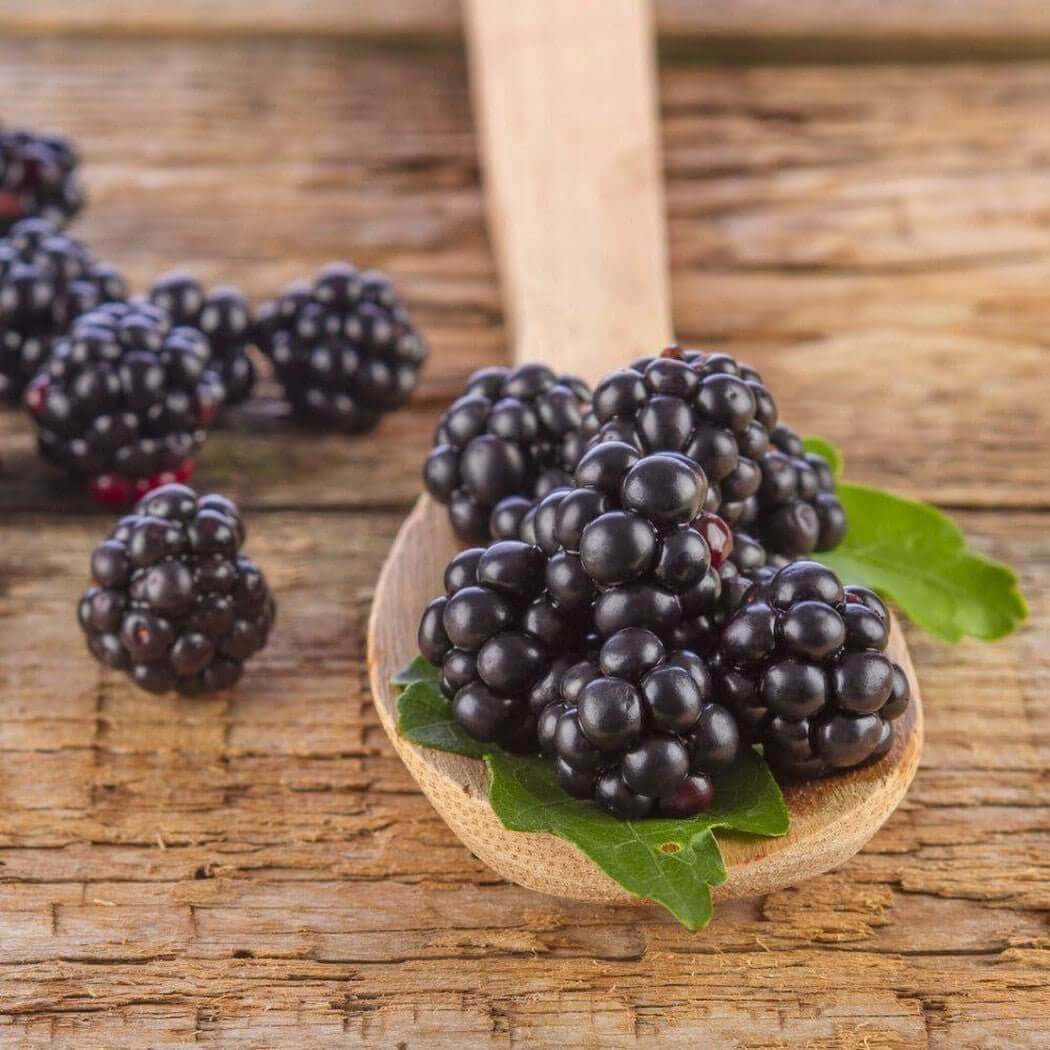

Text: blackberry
xmin=419 ymin=539 xmax=569 ymax=752
xmin=740 ymin=423 xmax=847 ymax=558
xmin=537 ymin=443 xmax=732 ymax=647
xmin=24 ymin=299 xmax=224 ymax=506
xmin=588 ymin=346 xmax=846 ymax=559
xmin=78 ymin=484 xmax=275 ymax=696
xmin=150 ymin=272 xmax=256 ymax=405
xmin=424 ymin=363 xmax=592 ymax=543
xmin=542 ymin=630 xmax=740 ymax=819
xmin=0 ymin=127 xmax=83 ymax=233
xmin=255 ymin=262 xmax=426 ymax=434
xmin=0 ymin=218 xmax=125 ymax=402
xmin=715 ymin=559 xmax=910 ymax=779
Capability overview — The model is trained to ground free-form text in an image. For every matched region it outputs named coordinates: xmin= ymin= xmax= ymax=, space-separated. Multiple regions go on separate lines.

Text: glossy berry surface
xmin=423 ymin=362 xmax=591 ymax=543
xmin=24 ymin=299 xmax=224 ymax=502
xmin=586 ymin=346 xmax=847 ymax=560
xmin=254 ymin=261 xmax=426 ymax=434
xmin=0 ymin=127 xmax=82 ymax=235
xmin=0 ymin=218 xmax=126 ymax=402
xmin=589 ymin=347 xmax=772 ymax=514
xmin=546 ymin=629 xmax=738 ymax=820
xmin=150 ymin=272 xmax=256 ymax=405
xmin=419 ymin=539 xmax=552 ymax=752
xmin=717 ymin=560 xmax=910 ymax=779
xmin=552 ymin=445 xmax=730 ymax=647
xmin=78 ymin=485 xmax=275 ymax=696
xmin=744 ymin=423 xmax=847 ymax=557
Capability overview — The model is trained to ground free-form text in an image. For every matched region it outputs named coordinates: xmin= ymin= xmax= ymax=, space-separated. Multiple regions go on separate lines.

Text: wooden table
xmin=1 ymin=9 xmax=1048 ymax=1047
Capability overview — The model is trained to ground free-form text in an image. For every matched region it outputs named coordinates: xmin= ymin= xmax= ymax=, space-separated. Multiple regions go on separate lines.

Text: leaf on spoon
xmin=803 ymin=437 xmax=1027 ymax=642
xmin=394 ymin=664 xmax=788 ymax=929
xmin=391 ymin=655 xmax=441 ymax=688
xmin=487 ymin=749 xmax=786 ymax=930
xmin=396 ymin=678 xmax=488 ymax=759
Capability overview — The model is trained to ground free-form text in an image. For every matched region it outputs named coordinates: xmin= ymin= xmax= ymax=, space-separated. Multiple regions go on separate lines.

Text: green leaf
xmin=395 ymin=662 xmax=788 ymax=929
xmin=396 ymin=680 xmax=488 ymax=759
xmin=802 ymin=435 xmax=843 ymax=480
xmin=804 ymin=437 xmax=1027 ymax=642
xmin=391 ymin=655 xmax=441 ymax=689
xmin=488 ymin=750 xmax=787 ymax=929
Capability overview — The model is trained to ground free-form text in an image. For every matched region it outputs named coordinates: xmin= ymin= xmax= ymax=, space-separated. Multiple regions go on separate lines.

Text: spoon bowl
xmin=367 ymin=496 xmax=923 ymax=904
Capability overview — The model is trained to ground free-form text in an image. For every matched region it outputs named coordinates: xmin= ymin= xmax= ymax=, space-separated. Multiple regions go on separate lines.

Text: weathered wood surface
xmin=3 ymin=46 xmax=1050 ymax=510
xmin=0 ymin=33 xmax=1048 ymax=1050
xmin=9 ymin=1 xmax=1050 ymax=44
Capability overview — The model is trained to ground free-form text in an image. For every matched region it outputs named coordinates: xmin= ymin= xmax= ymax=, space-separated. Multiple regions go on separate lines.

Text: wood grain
xmin=465 ymin=0 xmax=671 ymax=379
xmin=3 ymin=49 xmax=1050 ymax=509
xmin=0 ymin=31 xmax=1047 ymax=1050
xmin=0 ymin=509 xmax=1046 ymax=1047
xmin=8 ymin=1 xmax=1050 ymax=44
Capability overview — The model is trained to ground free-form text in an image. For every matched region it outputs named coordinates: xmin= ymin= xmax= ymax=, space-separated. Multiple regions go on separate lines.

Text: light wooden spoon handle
xmin=465 ymin=0 xmax=672 ymax=383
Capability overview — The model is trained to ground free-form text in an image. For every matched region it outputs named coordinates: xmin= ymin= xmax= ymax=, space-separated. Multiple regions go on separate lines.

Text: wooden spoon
xmin=367 ymin=0 xmax=923 ymax=906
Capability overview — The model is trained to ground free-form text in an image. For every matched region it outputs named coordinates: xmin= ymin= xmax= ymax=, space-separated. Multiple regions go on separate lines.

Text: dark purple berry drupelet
xmin=539 ymin=631 xmax=740 ymax=819
xmin=587 ymin=346 xmax=846 ymax=560
xmin=424 ymin=363 xmax=592 ymax=544
xmin=418 ymin=539 xmax=576 ymax=753
xmin=150 ymin=272 xmax=256 ymax=406
xmin=0 ymin=127 xmax=83 ymax=234
xmin=254 ymin=262 xmax=426 ymax=434
xmin=78 ymin=484 xmax=276 ymax=696
xmin=24 ymin=299 xmax=224 ymax=506
xmin=526 ymin=442 xmax=733 ymax=648
xmin=714 ymin=559 xmax=910 ymax=778
xmin=0 ymin=218 xmax=125 ymax=402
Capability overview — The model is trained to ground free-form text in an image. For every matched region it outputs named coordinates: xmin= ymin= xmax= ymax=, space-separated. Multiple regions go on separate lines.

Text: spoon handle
xmin=465 ymin=0 xmax=672 ymax=384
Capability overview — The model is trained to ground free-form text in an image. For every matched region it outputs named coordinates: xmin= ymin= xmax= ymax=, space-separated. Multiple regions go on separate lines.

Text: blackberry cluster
xmin=419 ymin=446 xmax=745 ymax=820
xmin=78 ymin=484 xmax=275 ymax=696
xmin=714 ymin=560 xmax=909 ymax=778
xmin=0 ymin=218 xmax=126 ymax=402
xmin=24 ymin=299 xmax=225 ymax=505
xmin=588 ymin=347 xmax=846 ymax=560
xmin=0 ymin=127 xmax=83 ymax=233
xmin=424 ymin=363 xmax=591 ymax=542
xmin=525 ymin=443 xmax=733 ymax=647
xmin=150 ymin=272 xmax=256 ymax=405
xmin=539 ymin=632 xmax=740 ymax=819
xmin=418 ymin=540 xmax=571 ymax=753
xmin=255 ymin=262 xmax=427 ymax=434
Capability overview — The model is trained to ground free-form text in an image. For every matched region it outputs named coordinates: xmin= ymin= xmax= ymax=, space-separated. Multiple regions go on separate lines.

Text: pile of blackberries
xmin=0 ymin=126 xmax=83 ymax=234
xmin=0 ymin=124 xmax=433 ymax=512
xmin=0 ymin=218 xmax=125 ymax=402
xmin=79 ymin=484 xmax=275 ymax=696
xmin=414 ymin=347 xmax=915 ymax=821
xmin=419 ymin=443 xmax=753 ymax=819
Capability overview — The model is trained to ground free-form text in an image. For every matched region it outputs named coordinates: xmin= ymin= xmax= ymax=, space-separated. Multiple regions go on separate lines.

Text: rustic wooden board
xmin=8 ymin=1 xmax=1050 ymax=44
xmin=0 ymin=33 xmax=1047 ymax=1050
xmin=3 ymin=48 xmax=1050 ymax=510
